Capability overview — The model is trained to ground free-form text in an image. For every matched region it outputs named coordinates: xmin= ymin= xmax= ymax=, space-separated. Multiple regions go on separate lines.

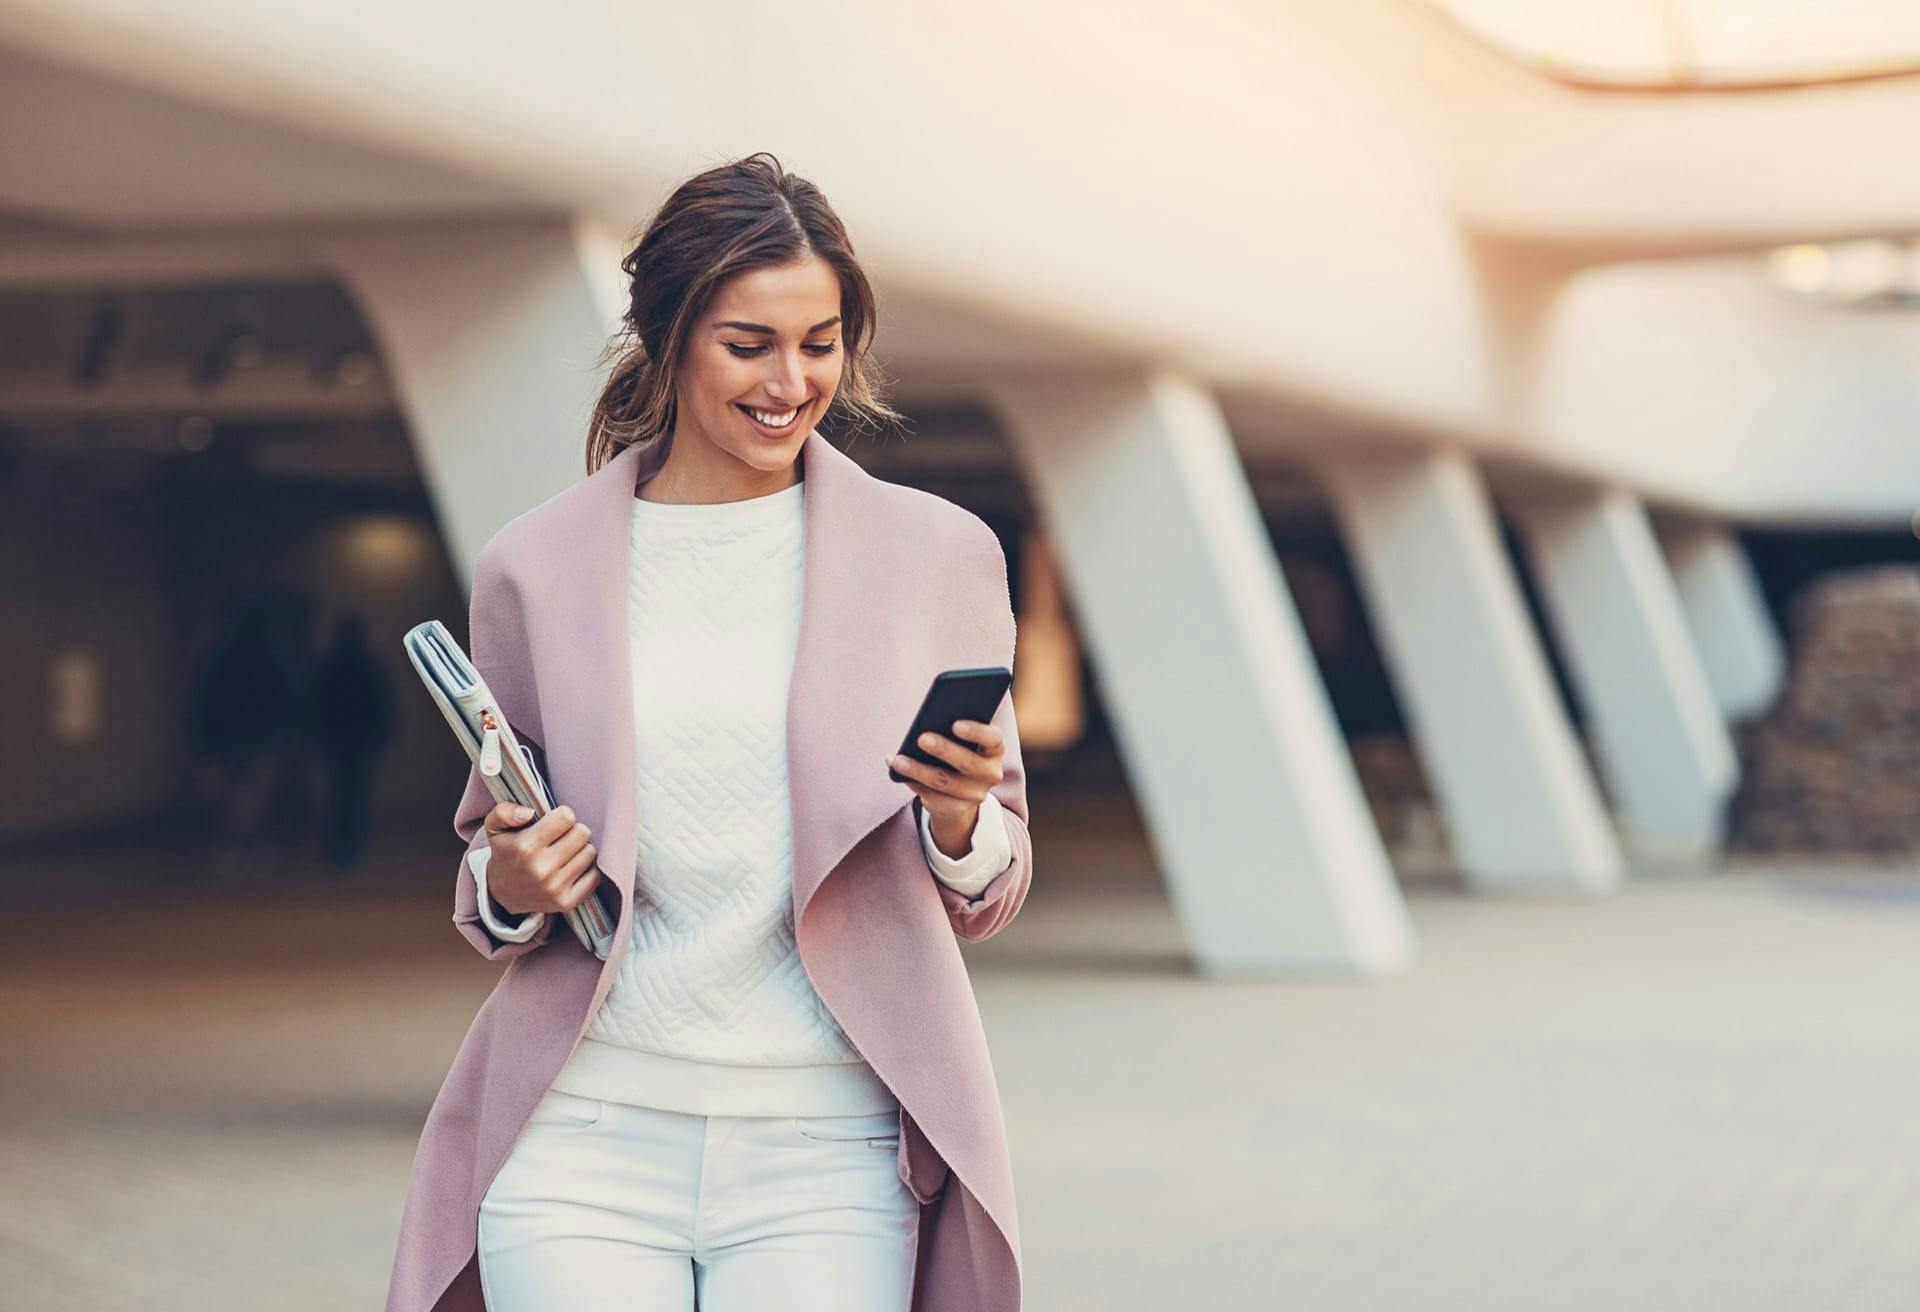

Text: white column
xmin=1317 ymin=451 xmax=1623 ymax=892
xmin=322 ymin=216 xmax=626 ymax=583
xmin=987 ymin=370 xmax=1415 ymax=980
xmin=1657 ymin=521 xmax=1786 ymax=722
xmin=1512 ymin=490 xmax=1739 ymax=859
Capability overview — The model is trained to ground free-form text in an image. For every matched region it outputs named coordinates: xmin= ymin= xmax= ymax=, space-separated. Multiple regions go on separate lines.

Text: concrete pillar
xmin=986 ymin=370 xmax=1415 ymax=980
xmin=322 ymin=216 xmax=626 ymax=583
xmin=1317 ymin=451 xmax=1623 ymax=892
xmin=1512 ymin=489 xmax=1739 ymax=859
xmin=1657 ymin=521 xmax=1786 ymax=722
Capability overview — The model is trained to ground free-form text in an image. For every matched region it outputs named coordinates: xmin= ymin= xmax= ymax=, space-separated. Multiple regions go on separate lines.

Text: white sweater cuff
xmin=918 ymin=791 xmax=1014 ymax=899
xmin=468 ymin=847 xmax=548 ymax=943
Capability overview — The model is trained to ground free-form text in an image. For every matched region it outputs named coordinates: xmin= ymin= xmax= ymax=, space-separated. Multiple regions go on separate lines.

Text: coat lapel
xmin=784 ymin=429 xmax=925 ymax=924
xmin=528 ymin=428 xmax=914 ymax=937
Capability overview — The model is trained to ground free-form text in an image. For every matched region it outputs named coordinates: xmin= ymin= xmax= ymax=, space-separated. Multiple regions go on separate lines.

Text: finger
xmin=484 ymin=802 xmax=537 ymax=835
xmin=540 ymin=838 xmax=595 ymax=899
xmin=555 ymin=852 xmax=603 ymax=910
xmin=549 ymin=843 xmax=600 ymax=906
xmin=902 ymin=754 xmax=979 ymax=801
xmin=524 ymin=805 xmax=579 ymax=844
xmin=890 ymin=753 xmax=943 ymax=790
xmin=951 ymin=720 xmax=1004 ymax=754
xmin=541 ymin=821 xmax=593 ymax=870
xmin=916 ymin=731 xmax=992 ymax=780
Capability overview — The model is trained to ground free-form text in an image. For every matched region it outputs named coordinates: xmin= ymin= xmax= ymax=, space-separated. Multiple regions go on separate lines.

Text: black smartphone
xmin=889 ymin=667 xmax=1014 ymax=782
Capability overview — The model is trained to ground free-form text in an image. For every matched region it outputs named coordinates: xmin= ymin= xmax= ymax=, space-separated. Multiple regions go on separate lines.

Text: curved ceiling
xmin=0 ymin=0 xmax=1915 ymax=523
xmin=1416 ymin=0 xmax=1920 ymax=89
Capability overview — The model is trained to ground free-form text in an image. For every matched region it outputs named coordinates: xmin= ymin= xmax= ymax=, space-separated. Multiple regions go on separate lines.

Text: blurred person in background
xmin=185 ymin=597 xmax=299 ymax=882
xmin=308 ymin=609 xmax=396 ymax=872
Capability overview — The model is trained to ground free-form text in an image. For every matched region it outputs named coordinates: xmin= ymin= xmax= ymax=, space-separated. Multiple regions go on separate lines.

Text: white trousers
xmin=477 ymin=1088 xmax=919 ymax=1311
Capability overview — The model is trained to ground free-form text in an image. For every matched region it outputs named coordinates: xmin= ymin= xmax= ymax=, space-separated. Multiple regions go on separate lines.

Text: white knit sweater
xmin=468 ymin=476 xmax=1013 ymax=1117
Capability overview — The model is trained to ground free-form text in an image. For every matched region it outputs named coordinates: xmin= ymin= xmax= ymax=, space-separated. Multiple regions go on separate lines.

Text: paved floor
xmin=5 ymin=798 xmax=1920 ymax=1310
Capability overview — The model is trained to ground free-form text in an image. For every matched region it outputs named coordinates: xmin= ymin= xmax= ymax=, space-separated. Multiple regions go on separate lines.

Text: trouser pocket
xmin=790 ymin=1109 xmax=902 ymax=1146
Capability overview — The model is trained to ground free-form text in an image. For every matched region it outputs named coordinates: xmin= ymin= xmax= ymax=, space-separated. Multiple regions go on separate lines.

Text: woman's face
xmin=673 ymin=254 xmax=844 ymax=475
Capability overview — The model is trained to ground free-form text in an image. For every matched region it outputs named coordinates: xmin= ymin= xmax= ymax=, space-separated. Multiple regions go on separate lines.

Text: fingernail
xmin=513 ymin=806 xmax=533 ymax=821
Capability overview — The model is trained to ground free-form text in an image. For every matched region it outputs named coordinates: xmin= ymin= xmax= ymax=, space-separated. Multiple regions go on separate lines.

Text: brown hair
xmin=585 ymin=151 xmax=903 ymax=474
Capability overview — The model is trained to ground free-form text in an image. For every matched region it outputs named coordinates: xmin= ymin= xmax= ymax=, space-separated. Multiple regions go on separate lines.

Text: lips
xmin=736 ymin=400 xmax=807 ymax=438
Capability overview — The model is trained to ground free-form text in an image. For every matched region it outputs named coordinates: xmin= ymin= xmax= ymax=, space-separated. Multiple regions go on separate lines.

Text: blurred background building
xmin=4 ymin=0 xmax=1917 ymax=975
xmin=3 ymin=4 xmax=1920 ymax=1307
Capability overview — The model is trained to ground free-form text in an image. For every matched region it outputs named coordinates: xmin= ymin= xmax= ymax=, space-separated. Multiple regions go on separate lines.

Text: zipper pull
xmin=479 ymin=709 xmax=503 ymax=777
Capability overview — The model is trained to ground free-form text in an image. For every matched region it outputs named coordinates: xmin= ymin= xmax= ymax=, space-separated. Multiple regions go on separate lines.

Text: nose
xmin=765 ymin=349 xmax=807 ymax=404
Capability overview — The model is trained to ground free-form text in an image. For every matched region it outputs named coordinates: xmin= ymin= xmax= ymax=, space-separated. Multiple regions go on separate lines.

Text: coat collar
xmin=533 ymin=426 xmax=922 ymax=938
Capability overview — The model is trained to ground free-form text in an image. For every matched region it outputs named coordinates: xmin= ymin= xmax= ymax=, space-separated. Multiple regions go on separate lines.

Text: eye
xmin=726 ymin=341 xmax=837 ymax=358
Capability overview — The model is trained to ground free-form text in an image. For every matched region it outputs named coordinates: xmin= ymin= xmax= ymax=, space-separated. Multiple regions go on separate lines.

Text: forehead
xmin=705 ymin=255 xmax=841 ymax=327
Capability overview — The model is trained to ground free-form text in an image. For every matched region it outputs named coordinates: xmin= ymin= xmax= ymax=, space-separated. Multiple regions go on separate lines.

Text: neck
xmin=637 ymin=428 xmax=806 ymax=504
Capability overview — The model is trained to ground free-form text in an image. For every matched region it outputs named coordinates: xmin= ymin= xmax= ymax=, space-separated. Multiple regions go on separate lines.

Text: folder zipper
xmin=479 ymin=710 xmax=503 ymax=777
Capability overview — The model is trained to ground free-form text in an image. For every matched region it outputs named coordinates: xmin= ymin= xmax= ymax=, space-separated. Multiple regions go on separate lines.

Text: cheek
xmin=685 ymin=347 xmax=752 ymax=404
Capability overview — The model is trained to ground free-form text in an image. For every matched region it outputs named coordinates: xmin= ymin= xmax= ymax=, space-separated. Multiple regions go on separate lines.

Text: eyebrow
xmin=715 ymin=316 xmax=841 ymax=335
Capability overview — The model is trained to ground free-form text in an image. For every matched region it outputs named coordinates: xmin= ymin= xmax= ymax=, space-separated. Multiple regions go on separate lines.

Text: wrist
xmin=469 ymin=847 xmax=545 ymax=939
xmin=927 ymin=804 xmax=980 ymax=859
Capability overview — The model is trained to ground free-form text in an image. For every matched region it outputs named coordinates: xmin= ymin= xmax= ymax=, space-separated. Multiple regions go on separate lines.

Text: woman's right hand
xmin=483 ymin=802 xmax=601 ymax=915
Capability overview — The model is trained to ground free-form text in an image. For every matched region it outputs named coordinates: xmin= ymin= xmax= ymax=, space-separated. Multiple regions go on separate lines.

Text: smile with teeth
xmin=738 ymin=402 xmax=803 ymax=430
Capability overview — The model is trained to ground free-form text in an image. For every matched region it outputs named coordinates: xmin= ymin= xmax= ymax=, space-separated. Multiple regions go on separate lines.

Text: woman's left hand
xmin=887 ymin=719 xmax=1005 ymax=857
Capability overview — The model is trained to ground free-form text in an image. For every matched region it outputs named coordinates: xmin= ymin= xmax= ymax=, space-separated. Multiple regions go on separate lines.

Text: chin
xmin=730 ymin=437 xmax=799 ymax=470
xmin=739 ymin=423 xmax=806 ymax=453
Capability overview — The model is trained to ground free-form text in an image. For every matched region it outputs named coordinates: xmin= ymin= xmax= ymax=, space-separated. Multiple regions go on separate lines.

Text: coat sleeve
xmin=931 ymin=524 xmax=1033 ymax=943
xmin=918 ymin=790 xmax=1015 ymax=897
xmin=449 ymin=544 xmax=560 ymax=962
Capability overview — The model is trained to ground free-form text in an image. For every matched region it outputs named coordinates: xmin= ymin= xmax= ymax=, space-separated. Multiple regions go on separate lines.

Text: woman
xmin=385 ymin=153 xmax=1035 ymax=1312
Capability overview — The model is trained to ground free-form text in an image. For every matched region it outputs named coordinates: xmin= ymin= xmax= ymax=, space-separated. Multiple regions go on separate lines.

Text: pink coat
xmin=385 ymin=428 xmax=1034 ymax=1312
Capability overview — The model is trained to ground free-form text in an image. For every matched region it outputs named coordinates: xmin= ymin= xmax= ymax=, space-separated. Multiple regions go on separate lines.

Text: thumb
xmin=487 ymin=802 xmax=536 ymax=833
